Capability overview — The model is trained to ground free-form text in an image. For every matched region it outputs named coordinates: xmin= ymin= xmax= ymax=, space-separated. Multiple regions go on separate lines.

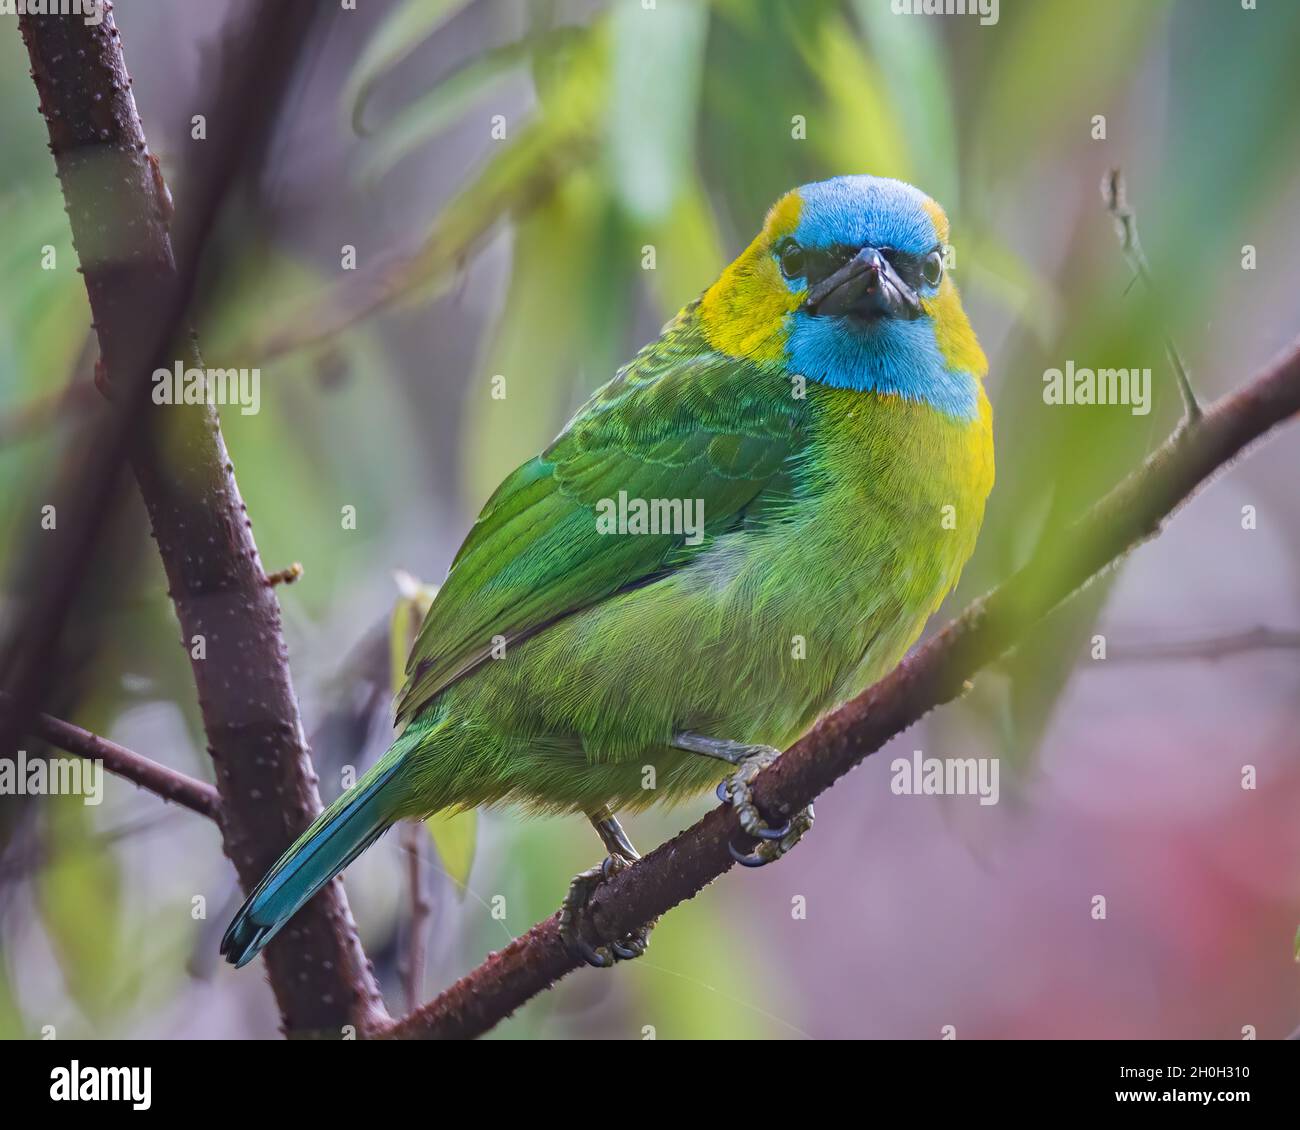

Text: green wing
xmin=395 ymin=311 xmax=807 ymax=724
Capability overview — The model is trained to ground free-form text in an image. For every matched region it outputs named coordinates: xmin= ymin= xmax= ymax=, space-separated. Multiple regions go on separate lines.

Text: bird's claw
xmin=716 ymin=746 xmax=814 ymax=867
xmin=729 ymin=804 xmax=814 ymax=867
xmin=558 ymin=853 xmax=654 ymax=967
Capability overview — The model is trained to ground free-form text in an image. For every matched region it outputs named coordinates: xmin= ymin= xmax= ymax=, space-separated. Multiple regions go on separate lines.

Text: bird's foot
xmin=715 ymin=745 xmax=814 ymax=868
xmin=558 ymin=854 xmax=654 ymax=968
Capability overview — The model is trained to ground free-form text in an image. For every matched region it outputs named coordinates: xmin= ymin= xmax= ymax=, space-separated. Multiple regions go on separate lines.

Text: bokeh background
xmin=1 ymin=0 xmax=1298 ymax=1039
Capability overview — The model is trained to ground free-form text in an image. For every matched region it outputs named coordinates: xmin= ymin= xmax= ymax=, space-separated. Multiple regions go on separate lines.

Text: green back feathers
xmin=395 ymin=308 xmax=809 ymax=724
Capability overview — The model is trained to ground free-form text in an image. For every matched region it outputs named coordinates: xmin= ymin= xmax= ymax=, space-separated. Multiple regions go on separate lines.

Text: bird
xmin=222 ymin=173 xmax=994 ymax=970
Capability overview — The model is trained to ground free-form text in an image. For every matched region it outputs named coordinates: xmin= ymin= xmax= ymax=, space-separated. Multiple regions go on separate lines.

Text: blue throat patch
xmin=786 ymin=312 xmax=980 ymax=421
xmin=781 ymin=175 xmax=978 ymax=420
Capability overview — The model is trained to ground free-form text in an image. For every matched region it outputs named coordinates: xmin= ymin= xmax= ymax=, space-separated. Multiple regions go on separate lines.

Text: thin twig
xmin=1102 ymin=168 xmax=1202 ymax=422
xmin=378 ymin=336 xmax=1300 ymax=1040
xmin=1103 ymin=625 xmax=1300 ymax=663
xmin=264 ymin=562 xmax=304 ymax=587
xmin=6 ymin=703 xmax=221 ymax=820
xmin=400 ymin=820 xmax=432 ymax=1013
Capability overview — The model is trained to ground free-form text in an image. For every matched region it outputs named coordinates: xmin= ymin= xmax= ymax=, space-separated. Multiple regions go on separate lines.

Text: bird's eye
xmin=777 ymin=239 xmax=806 ymax=279
xmin=922 ymin=248 xmax=944 ymax=289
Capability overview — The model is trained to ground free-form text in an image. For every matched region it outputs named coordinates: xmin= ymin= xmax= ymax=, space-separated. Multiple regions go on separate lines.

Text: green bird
xmin=223 ymin=174 xmax=994 ymax=969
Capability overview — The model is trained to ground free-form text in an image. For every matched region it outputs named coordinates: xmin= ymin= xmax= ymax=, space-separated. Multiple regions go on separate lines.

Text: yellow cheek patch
xmin=699 ymin=255 xmax=798 ymax=363
xmin=699 ymin=192 xmax=802 ymax=364
xmin=921 ymin=196 xmax=950 ymax=245
xmin=924 ymin=277 xmax=987 ymax=377
xmin=918 ymin=199 xmax=983 ymax=376
xmin=763 ymin=190 xmax=803 ymax=242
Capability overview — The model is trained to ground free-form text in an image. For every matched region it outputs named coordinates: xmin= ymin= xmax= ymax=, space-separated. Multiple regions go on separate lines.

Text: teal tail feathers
xmin=220 ymin=754 xmax=405 ymax=969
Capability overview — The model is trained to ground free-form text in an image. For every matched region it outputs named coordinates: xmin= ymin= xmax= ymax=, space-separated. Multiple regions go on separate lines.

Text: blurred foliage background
xmin=1 ymin=0 xmax=1298 ymax=1038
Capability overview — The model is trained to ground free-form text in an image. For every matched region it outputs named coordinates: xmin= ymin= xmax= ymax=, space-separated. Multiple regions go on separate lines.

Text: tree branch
xmin=1102 ymin=168 xmax=1201 ymax=421
xmin=1104 ymin=625 xmax=1300 ymax=663
xmin=400 ymin=820 xmax=432 ymax=1013
xmin=379 ymin=337 xmax=1300 ymax=1040
xmin=19 ymin=707 xmax=220 ymax=821
xmin=15 ymin=5 xmax=387 ymax=1036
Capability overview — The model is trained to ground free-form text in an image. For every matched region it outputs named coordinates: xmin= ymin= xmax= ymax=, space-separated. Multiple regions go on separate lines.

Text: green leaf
xmin=606 ymin=0 xmax=708 ymax=223
xmin=851 ymin=0 xmax=958 ymax=206
xmin=425 ymin=808 xmax=478 ymax=893
xmin=345 ymin=0 xmax=473 ymax=135
xmin=799 ymin=12 xmax=913 ymax=184
xmin=973 ymin=0 xmax=1169 ymax=176
xmin=360 ymin=28 xmax=583 ymax=183
xmin=460 ymin=176 xmax=608 ymax=505
xmin=388 ymin=575 xmax=476 ymax=891
xmin=37 ymin=797 xmax=122 ymax=1023
xmin=0 ymin=190 xmax=90 ymax=398
xmin=196 ymin=249 xmax=425 ymax=614
xmin=361 ymin=24 xmax=606 ymax=320
xmin=641 ymin=177 xmax=725 ymax=318
xmin=961 ymin=229 xmax=1062 ymax=344
xmin=389 ymin=572 xmax=437 ymax=694
xmin=389 ymin=594 xmax=413 ymax=697
xmin=0 ymin=963 xmax=22 ymax=1039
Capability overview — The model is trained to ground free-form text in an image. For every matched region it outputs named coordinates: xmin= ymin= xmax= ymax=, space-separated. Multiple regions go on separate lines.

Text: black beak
xmin=801 ymin=246 xmax=922 ymax=321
